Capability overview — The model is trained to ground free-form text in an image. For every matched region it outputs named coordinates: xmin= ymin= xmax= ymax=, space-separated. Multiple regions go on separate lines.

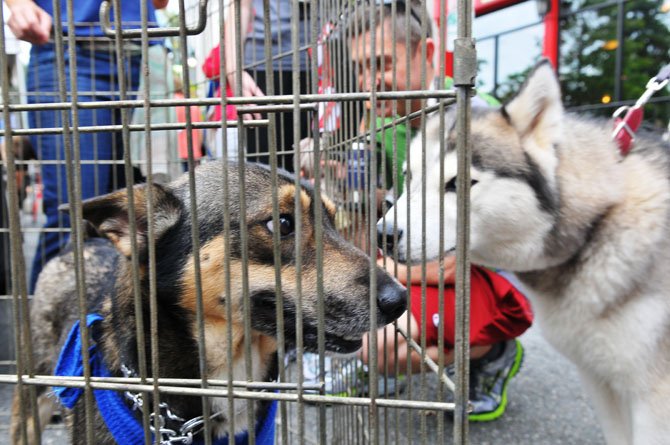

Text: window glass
xmin=475 ymin=1 xmax=540 ymax=33
xmin=476 ymin=38 xmax=495 ymax=92
xmin=494 ymin=23 xmax=544 ymax=100
xmin=474 ymin=1 xmax=544 ymax=101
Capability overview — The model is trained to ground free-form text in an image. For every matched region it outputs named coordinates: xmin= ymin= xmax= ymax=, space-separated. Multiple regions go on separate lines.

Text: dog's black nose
xmin=377 ymin=222 xmax=402 ymax=252
xmin=376 ymin=271 xmax=407 ymax=323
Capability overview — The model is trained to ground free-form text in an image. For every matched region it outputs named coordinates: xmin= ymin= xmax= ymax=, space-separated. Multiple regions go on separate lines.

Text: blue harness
xmin=54 ymin=314 xmax=277 ymax=445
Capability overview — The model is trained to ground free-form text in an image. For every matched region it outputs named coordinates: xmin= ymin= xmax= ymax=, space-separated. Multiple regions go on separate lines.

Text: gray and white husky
xmin=382 ymin=60 xmax=670 ymax=445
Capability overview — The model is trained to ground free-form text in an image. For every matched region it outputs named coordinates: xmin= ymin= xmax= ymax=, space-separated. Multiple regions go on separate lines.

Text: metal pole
xmin=453 ymin=0 xmax=476 ymax=440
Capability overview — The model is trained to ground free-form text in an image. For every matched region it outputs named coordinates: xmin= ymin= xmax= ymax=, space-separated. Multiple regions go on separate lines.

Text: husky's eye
xmin=445 ymin=178 xmax=478 ymax=193
xmin=445 ymin=177 xmax=457 ymax=193
xmin=266 ymin=214 xmax=295 ymax=237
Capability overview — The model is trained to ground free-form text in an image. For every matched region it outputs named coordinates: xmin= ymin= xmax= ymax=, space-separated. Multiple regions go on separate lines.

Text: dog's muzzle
xmin=376 ymin=271 xmax=407 ymax=324
xmin=376 ymin=221 xmax=403 ymax=252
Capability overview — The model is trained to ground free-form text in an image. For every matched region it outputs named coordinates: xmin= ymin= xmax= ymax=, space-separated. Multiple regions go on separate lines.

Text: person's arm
xmin=6 ymin=0 xmax=166 ymax=46
xmin=224 ymin=0 xmax=264 ymax=119
xmin=378 ymin=256 xmax=456 ymax=286
xmin=5 ymin=0 xmax=52 ymax=45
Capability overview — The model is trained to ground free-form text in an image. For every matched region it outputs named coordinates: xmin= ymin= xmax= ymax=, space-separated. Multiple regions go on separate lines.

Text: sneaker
xmin=468 ymin=339 xmax=524 ymax=422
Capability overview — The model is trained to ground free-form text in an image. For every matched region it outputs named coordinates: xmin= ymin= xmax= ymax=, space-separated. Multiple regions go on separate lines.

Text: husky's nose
xmin=376 ymin=222 xmax=402 ymax=251
xmin=376 ymin=271 xmax=407 ymax=323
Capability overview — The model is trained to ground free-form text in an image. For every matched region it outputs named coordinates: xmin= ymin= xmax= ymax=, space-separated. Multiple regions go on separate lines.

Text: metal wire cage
xmin=0 ymin=0 xmax=475 ymax=443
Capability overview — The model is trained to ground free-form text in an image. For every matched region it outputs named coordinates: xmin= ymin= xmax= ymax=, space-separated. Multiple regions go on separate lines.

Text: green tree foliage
xmin=494 ymin=0 xmax=670 ymax=128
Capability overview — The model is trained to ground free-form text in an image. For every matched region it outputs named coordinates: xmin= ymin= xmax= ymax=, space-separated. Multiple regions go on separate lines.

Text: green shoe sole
xmin=468 ymin=340 xmax=525 ymax=422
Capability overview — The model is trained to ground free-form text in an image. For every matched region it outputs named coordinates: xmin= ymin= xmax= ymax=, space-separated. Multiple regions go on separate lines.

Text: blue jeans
xmin=28 ymin=43 xmax=142 ymax=291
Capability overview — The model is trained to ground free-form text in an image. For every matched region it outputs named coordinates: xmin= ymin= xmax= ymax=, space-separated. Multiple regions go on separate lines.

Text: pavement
xmin=278 ymin=324 xmax=606 ymax=444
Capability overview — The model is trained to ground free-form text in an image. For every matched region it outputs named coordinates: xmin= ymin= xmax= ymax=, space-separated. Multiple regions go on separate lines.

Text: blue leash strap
xmin=54 ymin=314 xmax=277 ymax=444
xmin=54 ymin=314 xmax=147 ymax=445
xmin=253 ymin=399 xmax=277 ymax=445
xmin=53 ymin=313 xmax=104 ymax=408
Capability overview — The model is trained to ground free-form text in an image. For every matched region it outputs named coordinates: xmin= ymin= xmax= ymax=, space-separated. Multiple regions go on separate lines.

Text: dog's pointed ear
xmin=502 ymin=59 xmax=563 ymax=140
xmin=61 ymin=184 xmax=182 ymax=258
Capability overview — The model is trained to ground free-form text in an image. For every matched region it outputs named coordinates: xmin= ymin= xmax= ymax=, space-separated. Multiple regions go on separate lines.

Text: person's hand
xmin=377 ymin=256 xmax=409 ymax=284
xmin=228 ymin=71 xmax=265 ymax=120
xmin=320 ymin=159 xmax=347 ymax=181
xmin=6 ymin=0 xmax=52 ymax=45
xmin=420 ymin=256 xmax=456 ymax=285
xmin=377 ymin=256 xmax=456 ymax=286
xmin=298 ymin=137 xmax=349 ymax=183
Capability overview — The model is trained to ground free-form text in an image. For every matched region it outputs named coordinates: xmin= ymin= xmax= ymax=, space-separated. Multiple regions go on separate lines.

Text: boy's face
xmin=350 ymin=20 xmax=431 ymax=119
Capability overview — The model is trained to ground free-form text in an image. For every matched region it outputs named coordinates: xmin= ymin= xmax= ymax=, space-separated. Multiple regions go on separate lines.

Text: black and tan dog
xmin=11 ymin=161 xmax=406 ymax=444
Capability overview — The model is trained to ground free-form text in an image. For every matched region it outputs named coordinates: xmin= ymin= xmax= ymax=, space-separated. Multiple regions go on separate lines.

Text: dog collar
xmin=122 ymin=365 xmax=277 ymax=445
xmin=54 ymin=314 xmax=277 ymax=445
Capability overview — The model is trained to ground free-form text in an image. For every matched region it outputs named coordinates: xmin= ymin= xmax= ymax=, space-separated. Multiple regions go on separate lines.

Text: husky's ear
xmin=502 ymin=59 xmax=563 ymax=141
xmin=60 ymin=184 xmax=182 ymax=258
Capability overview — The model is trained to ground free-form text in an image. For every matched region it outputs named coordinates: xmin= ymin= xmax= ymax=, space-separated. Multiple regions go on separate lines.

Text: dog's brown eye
xmin=266 ymin=214 xmax=295 ymax=237
xmin=278 ymin=215 xmax=294 ymax=236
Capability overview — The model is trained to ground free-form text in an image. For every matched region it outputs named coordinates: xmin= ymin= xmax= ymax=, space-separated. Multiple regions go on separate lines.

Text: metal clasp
xmin=635 ymin=76 xmax=669 ymax=108
xmin=99 ymin=0 xmax=209 ymax=39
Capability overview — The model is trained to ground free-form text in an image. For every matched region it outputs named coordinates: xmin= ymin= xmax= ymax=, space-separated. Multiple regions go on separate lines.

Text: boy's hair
xmin=347 ymin=1 xmax=432 ymax=49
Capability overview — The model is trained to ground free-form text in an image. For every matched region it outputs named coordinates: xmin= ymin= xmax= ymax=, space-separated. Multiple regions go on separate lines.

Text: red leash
xmin=612 ymin=64 xmax=670 ymax=156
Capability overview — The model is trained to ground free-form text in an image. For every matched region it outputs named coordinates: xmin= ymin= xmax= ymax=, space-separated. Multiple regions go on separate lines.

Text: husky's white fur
xmin=383 ymin=60 xmax=670 ymax=445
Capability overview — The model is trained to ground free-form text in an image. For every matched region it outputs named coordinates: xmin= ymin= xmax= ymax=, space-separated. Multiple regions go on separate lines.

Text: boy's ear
xmin=59 ymin=184 xmax=182 ymax=258
xmin=424 ymin=37 xmax=435 ymax=66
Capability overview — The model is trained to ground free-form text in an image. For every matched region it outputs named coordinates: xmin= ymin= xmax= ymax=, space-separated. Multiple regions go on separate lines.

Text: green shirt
xmin=375 ymin=117 xmax=411 ymax=193
xmin=373 ymin=77 xmax=499 ymax=193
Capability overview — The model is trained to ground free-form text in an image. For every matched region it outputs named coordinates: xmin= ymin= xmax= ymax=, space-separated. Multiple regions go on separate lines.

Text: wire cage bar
xmin=0 ymin=0 xmax=474 ymax=443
